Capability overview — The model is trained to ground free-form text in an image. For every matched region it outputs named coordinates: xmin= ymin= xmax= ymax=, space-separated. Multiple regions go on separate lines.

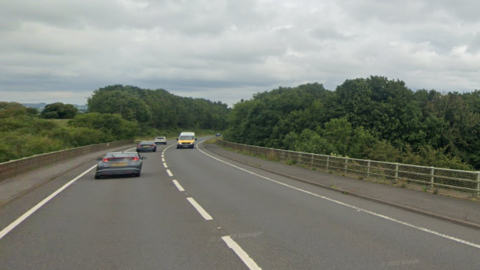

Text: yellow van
xmin=176 ymin=132 xmax=196 ymax=149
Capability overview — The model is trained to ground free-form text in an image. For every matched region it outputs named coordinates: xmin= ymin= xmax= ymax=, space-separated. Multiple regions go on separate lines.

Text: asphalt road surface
xmin=1 ymin=138 xmax=480 ymax=270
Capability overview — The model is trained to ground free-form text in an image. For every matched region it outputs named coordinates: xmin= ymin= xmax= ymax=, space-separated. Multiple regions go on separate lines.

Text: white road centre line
xmin=163 ymin=163 xmax=168 ymax=168
xmin=186 ymin=197 xmax=213 ymax=220
xmin=172 ymin=180 xmax=185 ymax=192
xmin=196 ymin=142 xmax=480 ymax=250
xmin=166 ymin=169 xmax=173 ymax=177
xmin=0 ymin=164 xmax=97 ymax=241
xmin=162 ymin=158 xmax=165 ymax=162
xmin=222 ymin=236 xmax=262 ymax=270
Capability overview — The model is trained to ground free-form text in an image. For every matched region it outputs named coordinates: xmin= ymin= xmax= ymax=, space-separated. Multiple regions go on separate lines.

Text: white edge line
xmin=186 ymin=197 xmax=213 ymax=220
xmin=196 ymin=142 xmax=480 ymax=250
xmin=172 ymin=180 xmax=185 ymax=192
xmin=0 ymin=164 xmax=98 ymax=240
xmin=222 ymin=236 xmax=262 ymax=270
xmin=166 ymin=169 xmax=173 ymax=177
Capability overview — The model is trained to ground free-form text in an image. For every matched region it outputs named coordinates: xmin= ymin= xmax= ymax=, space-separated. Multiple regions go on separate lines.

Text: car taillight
xmin=102 ymin=158 xmax=110 ymax=162
xmin=151 ymin=145 xmax=156 ymax=147
xmin=137 ymin=144 xmax=141 ymax=147
xmin=132 ymin=157 xmax=139 ymax=161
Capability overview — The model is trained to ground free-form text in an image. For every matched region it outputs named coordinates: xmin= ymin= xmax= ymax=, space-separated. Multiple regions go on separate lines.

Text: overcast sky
xmin=1 ymin=0 xmax=479 ymax=106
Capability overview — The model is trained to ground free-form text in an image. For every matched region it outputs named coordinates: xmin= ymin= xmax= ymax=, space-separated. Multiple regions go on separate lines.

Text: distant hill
xmin=22 ymin=103 xmax=47 ymax=110
xmin=22 ymin=103 xmax=88 ymax=112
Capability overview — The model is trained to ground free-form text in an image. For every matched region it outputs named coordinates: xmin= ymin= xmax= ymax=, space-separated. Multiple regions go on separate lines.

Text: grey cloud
xmin=467 ymin=32 xmax=480 ymax=54
xmin=1 ymin=0 xmax=480 ymax=106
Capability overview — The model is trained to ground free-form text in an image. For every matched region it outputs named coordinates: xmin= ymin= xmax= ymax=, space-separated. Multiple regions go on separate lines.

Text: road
xmin=1 ymin=138 xmax=480 ymax=269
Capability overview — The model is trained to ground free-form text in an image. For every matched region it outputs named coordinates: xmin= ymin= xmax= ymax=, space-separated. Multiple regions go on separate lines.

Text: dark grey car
xmin=136 ymin=141 xmax=157 ymax=152
xmin=95 ymin=152 xmax=146 ymax=179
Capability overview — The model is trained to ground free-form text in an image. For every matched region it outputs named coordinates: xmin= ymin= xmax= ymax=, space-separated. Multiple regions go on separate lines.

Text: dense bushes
xmin=69 ymin=113 xmax=139 ymax=141
xmin=225 ymin=77 xmax=477 ymax=170
xmin=0 ymin=132 xmax=66 ymax=162
xmin=0 ymin=104 xmax=139 ymax=163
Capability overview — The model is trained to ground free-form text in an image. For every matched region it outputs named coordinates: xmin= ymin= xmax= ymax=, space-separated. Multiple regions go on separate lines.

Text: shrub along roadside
xmin=0 ymin=111 xmax=139 ymax=163
xmin=0 ymin=132 xmax=66 ymax=162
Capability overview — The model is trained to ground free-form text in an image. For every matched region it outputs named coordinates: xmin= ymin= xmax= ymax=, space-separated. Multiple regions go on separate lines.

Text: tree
xmin=88 ymin=91 xmax=152 ymax=123
xmin=41 ymin=102 xmax=78 ymax=119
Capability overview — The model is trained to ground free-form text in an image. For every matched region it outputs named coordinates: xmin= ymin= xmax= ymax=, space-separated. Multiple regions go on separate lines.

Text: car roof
xmin=104 ymin=152 xmax=139 ymax=157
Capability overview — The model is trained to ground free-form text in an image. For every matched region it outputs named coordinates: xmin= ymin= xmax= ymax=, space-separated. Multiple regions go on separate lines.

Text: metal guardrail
xmin=0 ymin=140 xmax=133 ymax=182
xmin=217 ymin=140 xmax=480 ymax=195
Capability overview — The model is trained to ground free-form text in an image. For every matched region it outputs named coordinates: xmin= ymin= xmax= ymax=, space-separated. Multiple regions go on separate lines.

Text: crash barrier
xmin=217 ymin=140 xmax=480 ymax=196
xmin=0 ymin=140 xmax=133 ymax=182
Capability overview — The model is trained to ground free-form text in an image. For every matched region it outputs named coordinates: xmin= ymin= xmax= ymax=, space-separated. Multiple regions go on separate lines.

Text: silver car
xmin=136 ymin=141 xmax=157 ymax=152
xmin=154 ymin=136 xmax=167 ymax=145
xmin=95 ymin=152 xmax=146 ymax=179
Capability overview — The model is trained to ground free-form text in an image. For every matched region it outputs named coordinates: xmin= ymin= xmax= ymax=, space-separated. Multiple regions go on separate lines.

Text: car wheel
xmin=136 ymin=172 xmax=141 ymax=177
xmin=153 ymin=148 xmax=157 ymax=152
xmin=95 ymin=175 xmax=101 ymax=179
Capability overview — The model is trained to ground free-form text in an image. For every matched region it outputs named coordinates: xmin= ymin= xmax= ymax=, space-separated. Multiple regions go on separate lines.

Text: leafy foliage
xmin=0 ymin=103 xmax=134 ymax=163
xmin=68 ymin=113 xmax=139 ymax=141
xmin=225 ymin=76 xmax=476 ymax=170
xmin=87 ymin=85 xmax=230 ymax=131
xmin=1 ymin=84 xmax=230 ymax=163
xmin=225 ymin=83 xmax=331 ymax=147
xmin=40 ymin=102 xmax=78 ymax=119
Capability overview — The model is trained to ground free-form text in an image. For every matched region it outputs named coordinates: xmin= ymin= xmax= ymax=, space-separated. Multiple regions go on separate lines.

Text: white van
xmin=176 ymin=132 xmax=196 ymax=149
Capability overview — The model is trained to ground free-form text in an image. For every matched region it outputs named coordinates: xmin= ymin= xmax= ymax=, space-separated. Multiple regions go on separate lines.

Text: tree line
xmin=0 ymin=85 xmax=230 ymax=163
xmin=87 ymin=85 xmax=229 ymax=131
xmin=4 ymin=77 xmax=479 ymax=171
xmin=224 ymin=76 xmax=479 ymax=170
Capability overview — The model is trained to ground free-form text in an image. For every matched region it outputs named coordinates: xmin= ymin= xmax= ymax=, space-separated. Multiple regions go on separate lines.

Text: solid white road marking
xmin=196 ymin=142 xmax=480 ymax=250
xmin=222 ymin=236 xmax=262 ymax=270
xmin=0 ymin=165 xmax=98 ymax=241
xmin=186 ymin=197 xmax=213 ymax=220
xmin=166 ymin=169 xmax=173 ymax=177
xmin=172 ymin=180 xmax=185 ymax=192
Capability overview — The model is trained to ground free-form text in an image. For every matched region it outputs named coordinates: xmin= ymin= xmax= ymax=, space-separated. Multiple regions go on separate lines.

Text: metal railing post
xmin=344 ymin=158 xmax=348 ymax=172
xmin=430 ymin=167 xmax=435 ymax=188
xmin=395 ymin=163 xmax=399 ymax=181
xmin=367 ymin=160 xmax=371 ymax=177
xmin=477 ymin=173 xmax=480 ymax=196
xmin=326 ymin=156 xmax=330 ymax=171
